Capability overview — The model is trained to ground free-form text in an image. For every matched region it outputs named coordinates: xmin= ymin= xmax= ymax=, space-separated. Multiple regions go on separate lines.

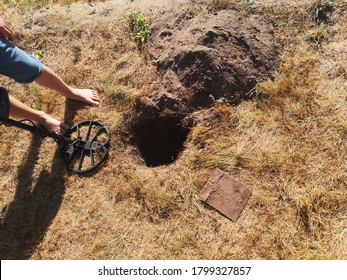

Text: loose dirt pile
xmin=147 ymin=8 xmax=279 ymax=109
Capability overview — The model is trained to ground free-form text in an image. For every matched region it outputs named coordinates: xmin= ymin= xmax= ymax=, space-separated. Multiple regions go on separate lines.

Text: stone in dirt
xmin=199 ymin=168 xmax=251 ymax=221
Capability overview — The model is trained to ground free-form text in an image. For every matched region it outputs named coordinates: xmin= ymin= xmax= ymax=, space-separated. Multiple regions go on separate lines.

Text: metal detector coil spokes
xmin=61 ymin=120 xmax=111 ymax=174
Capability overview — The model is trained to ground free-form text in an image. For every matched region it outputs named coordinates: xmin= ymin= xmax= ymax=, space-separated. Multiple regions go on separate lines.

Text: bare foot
xmin=68 ymin=88 xmax=100 ymax=106
xmin=38 ymin=112 xmax=70 ymax=135
xmin=34 ymin=66 xmax=100 ymax=106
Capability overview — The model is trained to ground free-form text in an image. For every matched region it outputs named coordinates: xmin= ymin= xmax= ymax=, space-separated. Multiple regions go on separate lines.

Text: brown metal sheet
xmin=199 ymin=168 xmax=251 ymax=221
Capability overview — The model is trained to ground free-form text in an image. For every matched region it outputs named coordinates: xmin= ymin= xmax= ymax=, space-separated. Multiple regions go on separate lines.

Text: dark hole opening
xmin=132 ymin=115 xmax=190 ymax=167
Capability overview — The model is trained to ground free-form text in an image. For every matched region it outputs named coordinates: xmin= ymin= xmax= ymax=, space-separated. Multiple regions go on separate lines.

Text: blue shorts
xmin=0 ymin=38 xmax=44 ymax=84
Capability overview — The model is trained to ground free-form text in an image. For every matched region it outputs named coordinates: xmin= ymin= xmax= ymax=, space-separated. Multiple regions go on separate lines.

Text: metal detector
xmin=0 ymin=87 xmax=110 ymax=174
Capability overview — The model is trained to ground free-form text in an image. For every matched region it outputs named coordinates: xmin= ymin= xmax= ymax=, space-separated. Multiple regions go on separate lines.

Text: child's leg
xmin=35 ymin=65 xmax=100 ymax=106
xmin=9 ymin=95 xmax=69 ymax=135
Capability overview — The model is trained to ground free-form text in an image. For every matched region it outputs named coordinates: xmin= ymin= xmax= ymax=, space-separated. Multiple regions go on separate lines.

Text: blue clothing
xmin=0 ymin=38 xmax=43 ymax=83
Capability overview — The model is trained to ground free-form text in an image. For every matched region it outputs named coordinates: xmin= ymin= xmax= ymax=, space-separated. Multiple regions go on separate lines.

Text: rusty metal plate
xmin=199 ymin=168 xmax=251 ymax=221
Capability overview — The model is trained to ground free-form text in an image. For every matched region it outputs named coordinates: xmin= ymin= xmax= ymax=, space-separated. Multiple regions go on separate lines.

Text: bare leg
xmin=9 ymin=95 xmax=69 ymax=135
xmin=35 ymin=65 xmax=100 ymax=106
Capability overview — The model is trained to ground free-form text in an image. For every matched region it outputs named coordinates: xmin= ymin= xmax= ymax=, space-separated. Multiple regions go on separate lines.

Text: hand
xmin=0 ymin=18 xmax=13 ymax=40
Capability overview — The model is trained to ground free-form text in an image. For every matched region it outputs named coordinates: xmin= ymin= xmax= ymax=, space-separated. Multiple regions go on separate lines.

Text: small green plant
xmin=309 ymin=25 xmax=328 ymax=45
xmin=31 ymin=87 xmax=42 ymax=110
xmin=33 ymin=49 xmax=44 ymax=60
xmin=27 ymin=0 xmax=52 ymax=9
xmin=127 ymin=12 xmax=150 ymax=46
xmin=315 ymin=0 xmax=334 ymax=23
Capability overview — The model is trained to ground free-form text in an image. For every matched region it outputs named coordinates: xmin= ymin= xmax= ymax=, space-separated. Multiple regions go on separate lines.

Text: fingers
xmin=0 ymin=18 xmax=13 ymax=40
xmin=0 ymin=25 xmax=13 ymax=40
xmin=59 ymin=123 xmax=70 ymax=135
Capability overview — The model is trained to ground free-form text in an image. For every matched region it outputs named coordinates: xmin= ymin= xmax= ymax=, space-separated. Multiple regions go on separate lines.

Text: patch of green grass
xmin=31 ymin=87 xmax=43 ymax=110
xmin=1 ymin=0 xmax=104 ymax=9
xmin=309 ymin=25 xmax=328 ymax=45
xmin=33 ymin=49 xmax=44 ymax=60
xmin=4 ymin=0 xmax=53 ymax=8
xmin=127 ymin=12 xmax=150 ymax=47
xmin=242 ymin=0 xmax=256 ymax=12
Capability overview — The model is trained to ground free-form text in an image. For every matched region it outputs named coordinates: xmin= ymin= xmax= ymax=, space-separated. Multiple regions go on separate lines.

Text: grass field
xmin=0 ymin=0 xmax=346 ymax=259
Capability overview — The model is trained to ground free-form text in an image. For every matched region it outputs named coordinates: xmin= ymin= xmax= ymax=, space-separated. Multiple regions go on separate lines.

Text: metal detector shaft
xmin=4 ymin=118 xmax=74 ymax=145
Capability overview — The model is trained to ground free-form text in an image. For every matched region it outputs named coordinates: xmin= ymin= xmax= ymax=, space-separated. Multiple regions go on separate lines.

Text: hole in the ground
xmin=131 ymin=115 xmax=190 ymax=167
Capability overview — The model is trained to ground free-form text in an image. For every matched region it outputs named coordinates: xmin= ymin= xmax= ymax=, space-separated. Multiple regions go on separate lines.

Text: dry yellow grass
xmin=0 ymin=0 xmax=346 ymax=259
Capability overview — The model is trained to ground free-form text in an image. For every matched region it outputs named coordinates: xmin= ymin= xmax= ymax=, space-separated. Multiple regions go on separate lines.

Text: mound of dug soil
xmin=148 ymin=8 xmax=278 ymax=108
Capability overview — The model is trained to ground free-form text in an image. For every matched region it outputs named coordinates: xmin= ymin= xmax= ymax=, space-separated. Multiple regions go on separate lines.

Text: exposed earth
xmin=147 ymin=7 xmax=278 ymax=111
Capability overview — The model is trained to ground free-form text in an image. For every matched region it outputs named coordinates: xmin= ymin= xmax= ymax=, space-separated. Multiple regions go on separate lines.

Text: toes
xmin=92 ymin=100 xmax=99 ymax=106
xmin=92 ymin=91 xmax=100 ymax=101
xmin=70 ymin=88 xmax=100 ymax=106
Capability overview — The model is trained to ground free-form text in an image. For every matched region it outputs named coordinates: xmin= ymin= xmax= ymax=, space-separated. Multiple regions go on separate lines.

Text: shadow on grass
xmin=0 ymin=100 xmax=79 ymax=259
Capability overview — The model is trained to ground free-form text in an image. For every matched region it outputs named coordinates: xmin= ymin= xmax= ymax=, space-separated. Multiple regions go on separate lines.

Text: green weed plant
xmin=127 ymin=12 xmax=150 ymax=47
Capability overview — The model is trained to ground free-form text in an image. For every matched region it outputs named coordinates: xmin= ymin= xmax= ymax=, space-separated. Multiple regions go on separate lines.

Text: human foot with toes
xmin=67 ymin=88 xmax=100 ymax=107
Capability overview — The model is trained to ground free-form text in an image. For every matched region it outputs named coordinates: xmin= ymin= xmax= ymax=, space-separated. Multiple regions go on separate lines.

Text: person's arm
xmin=0 ymin=17 xmax=13 ymax=40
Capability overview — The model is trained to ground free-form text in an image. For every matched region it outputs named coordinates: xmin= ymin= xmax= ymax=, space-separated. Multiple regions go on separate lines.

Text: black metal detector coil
xmin=61 ymin=120 xmax=110 ymax=174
